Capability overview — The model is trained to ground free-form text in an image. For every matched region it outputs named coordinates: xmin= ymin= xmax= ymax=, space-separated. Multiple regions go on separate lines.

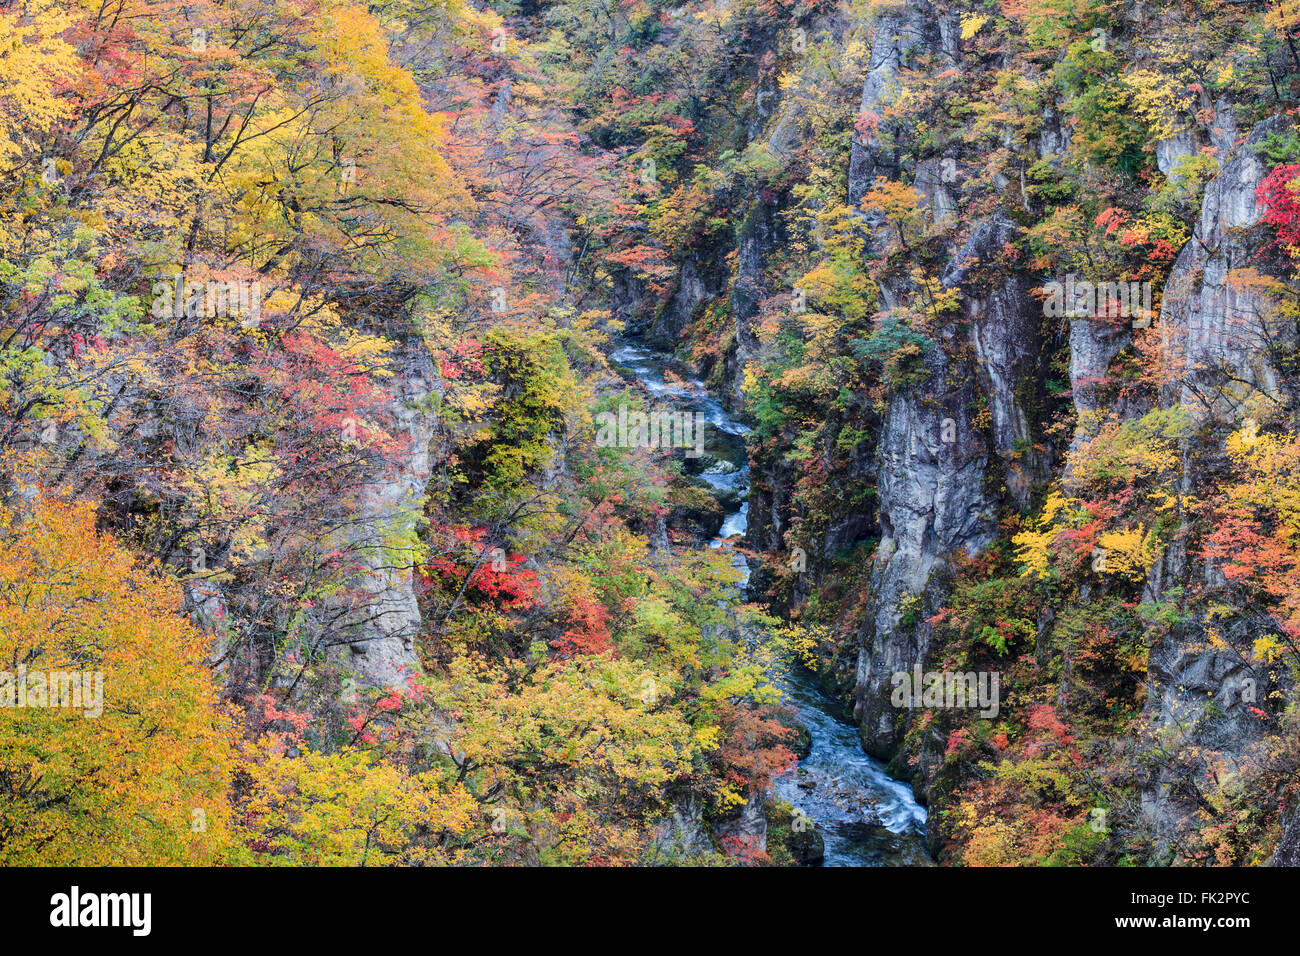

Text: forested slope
xmin=3 ymin=0 xmax=1300 ymax=867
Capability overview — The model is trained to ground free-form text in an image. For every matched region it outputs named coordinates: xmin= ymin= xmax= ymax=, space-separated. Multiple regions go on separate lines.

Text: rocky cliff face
xmin=726 ymin=197 xmax=783 ymax=409
xmin=847 ymin=86 xmax=1299 ymax=857
xmin=1137 ymin=116 xmax=1296 ymax=858
xmin=1159 ymin=116 xmax=1292 ymax=415
xmin=647 ymin=257 xmax=723 ymax=349
xmin=847 ymin=2 xmax=959 ymax=211
xmin=855 ymin=213 xmax=1046 ymax=756
xmin=325 ymin=351 xmax=439 ymax=688
xmin=823 ymin=11 xmax=1300 ymax=862
xmin=571 ymin=0 xmax=1300 ymax=863
xmin=953 ymin=216 xmax=1052 ymax=508
xmin=846 ymin=6 xmax=1042 ymax=762
xmin=745 ymin=0 xmax=965 ymax=601
xmin=854 ymin=327 xmax=997 ymax=754
xmin=1065 ymin=316 xmax=1131 ymax=466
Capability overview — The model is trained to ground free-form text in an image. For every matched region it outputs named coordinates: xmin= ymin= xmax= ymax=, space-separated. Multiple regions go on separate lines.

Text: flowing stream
xmin=611 ymin=342 xmax=931 ymax=866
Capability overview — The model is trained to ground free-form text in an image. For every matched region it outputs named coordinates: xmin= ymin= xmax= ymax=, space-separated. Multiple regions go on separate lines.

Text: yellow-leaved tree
xmin=0 ymin=496 xmax=239 ymax=864
xmin=0 ymin=0 xmax=80 ymax=172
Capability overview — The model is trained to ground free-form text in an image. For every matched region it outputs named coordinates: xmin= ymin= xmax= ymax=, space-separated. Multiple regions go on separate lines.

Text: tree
xmin=0 ymin=496 xmax=239 ymax=864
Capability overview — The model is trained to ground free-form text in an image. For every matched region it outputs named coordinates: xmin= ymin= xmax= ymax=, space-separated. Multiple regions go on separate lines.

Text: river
xmin=610 ymin=342 xmax=931 ymax=866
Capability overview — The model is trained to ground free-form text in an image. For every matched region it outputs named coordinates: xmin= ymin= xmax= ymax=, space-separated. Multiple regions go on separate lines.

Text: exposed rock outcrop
xmin=649 ymin=796 xmax=716 ymax=862
xmin=951 ymin=216 xmax=1051 ymax=507
xmin=855 ymin=326 xmax=998 ymax=754
xmin=1159 ymin=115 xmax=1294 ymax=417
xmin=1137 ymin=116 xmax=1297 ymax=856
xmin=1065 ymin=315 xmax=1132 ymax=464
xmin=325 ymin=352 xmax=440 ymax=688
xmin=647 ymin=257 xmax=718 ymax=348
xmin=847 ymin=1 xmax=959 ymax=209
xmin=725 ymin=197 xmax=782 ymax=408
xmin=855 ymin=206 xmax=1045 ymax=757
xmin=712 ymin=791 xmax=769 ymax=856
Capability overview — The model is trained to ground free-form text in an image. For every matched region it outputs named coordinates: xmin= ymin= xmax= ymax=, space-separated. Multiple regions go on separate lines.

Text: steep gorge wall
xmin=1138 ymin=115 xmax=1297 ymax=860
xmin=860 ymin=49 xmax=1297 ymax=861
xmin=713 ymin=0 xmax=1300 ymax=860
xmin=855 ymin=213 xmax=1045 ymax=757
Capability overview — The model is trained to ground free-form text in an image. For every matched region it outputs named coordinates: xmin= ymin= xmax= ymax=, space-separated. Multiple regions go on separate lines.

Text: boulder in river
xmin=763 ymin=799 xmax=825 ymax=866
